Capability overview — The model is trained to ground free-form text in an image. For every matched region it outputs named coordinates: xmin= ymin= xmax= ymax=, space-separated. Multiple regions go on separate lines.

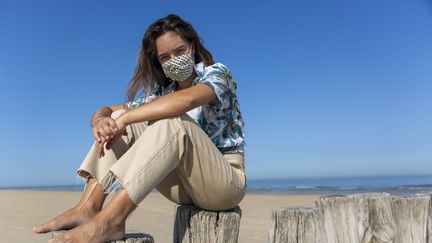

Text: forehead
xmin=156 ymin=31 xmax=188 ymax=54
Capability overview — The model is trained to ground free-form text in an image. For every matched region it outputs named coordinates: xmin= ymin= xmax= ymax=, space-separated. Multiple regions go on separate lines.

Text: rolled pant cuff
xmin=76 ymin=169 xmax=99 ymax=192
xmin=99 ymin=170 xmax=142 ymax=206
xmin=76 ymin=169 xmax=90 ymax=183
xmin=99 ymin=170 xmax=121 ymax=193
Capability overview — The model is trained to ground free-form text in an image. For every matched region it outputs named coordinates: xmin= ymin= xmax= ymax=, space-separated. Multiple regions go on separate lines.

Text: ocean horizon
xmin=2 ymin=175 xmax=432 ymax=196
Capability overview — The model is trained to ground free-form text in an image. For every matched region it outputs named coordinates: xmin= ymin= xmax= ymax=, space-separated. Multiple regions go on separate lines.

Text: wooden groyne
xmin=269 ymin=192 xmax=431 ymax=243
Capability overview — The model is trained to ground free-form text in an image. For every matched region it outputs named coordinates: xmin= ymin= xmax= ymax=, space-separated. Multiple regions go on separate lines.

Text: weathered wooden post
xmin=390 ymin=193 xmax=430 ymax=243
xmin=49 ymin=231 xmax=154 ymax=243
xmin=173 ymin=205 xmax=242 ymax=243
xmin=268 ymin=207 xmax=327 ymax=243
xmin=317 ymin=193 xmax=395 ymax=243
xmin=269 ymin=192 xmax=432 ymax=243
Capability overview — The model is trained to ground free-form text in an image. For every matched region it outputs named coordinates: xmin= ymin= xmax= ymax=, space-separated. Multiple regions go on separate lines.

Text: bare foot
xmin=48 ymin=212 xmax=125 ymax=243
xmin=33 ymin=205 xmax=99 ymax=234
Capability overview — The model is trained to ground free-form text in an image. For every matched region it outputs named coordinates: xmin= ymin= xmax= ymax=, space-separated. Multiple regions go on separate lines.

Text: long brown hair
xmin=126 ymin=14 xmax=214 ymax=104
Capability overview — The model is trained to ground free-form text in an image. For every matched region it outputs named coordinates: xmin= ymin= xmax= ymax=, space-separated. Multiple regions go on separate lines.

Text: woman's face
xmin=156 ymin=31 xmax=191 ymax=65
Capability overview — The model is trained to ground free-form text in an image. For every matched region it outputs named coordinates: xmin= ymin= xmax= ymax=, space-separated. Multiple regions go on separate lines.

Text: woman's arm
xmin=96 ymin=84 xmax=216 ymax=158
xmin=90 ymin=104 xmax=127 ymax=127
xmin=116 ymin=83 xmax=217 ymax=126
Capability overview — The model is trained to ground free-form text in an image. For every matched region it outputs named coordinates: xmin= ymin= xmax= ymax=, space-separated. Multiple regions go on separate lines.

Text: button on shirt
xmin=127 ymin=62 xmax=246 ymax=155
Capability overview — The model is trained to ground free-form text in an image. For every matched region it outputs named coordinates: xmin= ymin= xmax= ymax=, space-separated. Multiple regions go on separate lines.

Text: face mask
xmin=161 ymin=48 xmax=194 ymax=82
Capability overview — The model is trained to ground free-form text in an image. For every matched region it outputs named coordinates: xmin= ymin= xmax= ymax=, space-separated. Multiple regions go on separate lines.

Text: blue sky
xmin=0 ymin=0 xmax=431 ymax=187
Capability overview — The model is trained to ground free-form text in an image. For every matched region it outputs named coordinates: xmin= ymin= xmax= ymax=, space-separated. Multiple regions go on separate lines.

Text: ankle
xmin=78 ymin=181 xmax=106 ymax=212
xmin=97 ymin=209 xmax=126 ymax=227
xmin=74 ymin=196 xmax=104 ymax=213
xmin=82 ymin=201 xmax=103 ymax=213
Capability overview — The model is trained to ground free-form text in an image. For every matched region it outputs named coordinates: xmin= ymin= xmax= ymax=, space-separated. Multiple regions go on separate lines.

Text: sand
xmin=0 ymin=190 xmax=320 ymax=242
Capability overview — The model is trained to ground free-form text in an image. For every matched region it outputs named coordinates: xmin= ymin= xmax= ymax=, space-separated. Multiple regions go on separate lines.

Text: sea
xmin=2 ymin=175 xmax=432 ymax=196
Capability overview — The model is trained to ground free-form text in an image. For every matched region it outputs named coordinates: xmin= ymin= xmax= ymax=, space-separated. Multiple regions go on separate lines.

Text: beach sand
xmin=0 ymin=190 xmax=320 ymax=242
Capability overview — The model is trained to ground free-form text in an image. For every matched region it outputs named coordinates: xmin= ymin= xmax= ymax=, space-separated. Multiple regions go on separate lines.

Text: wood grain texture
xmin=173 ymin=205 xmax=242 ymax=243
xmin=268 ymin=207 xmax=326 ymax=243
xmin=269 ymin=192 xmax=432 ymax=243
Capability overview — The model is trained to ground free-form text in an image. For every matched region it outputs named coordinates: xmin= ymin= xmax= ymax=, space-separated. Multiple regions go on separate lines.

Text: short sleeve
xmin=126 ymin=84 xmax=160 ymax=109
xmin=198 ymin=63 xmax=232 ymax=110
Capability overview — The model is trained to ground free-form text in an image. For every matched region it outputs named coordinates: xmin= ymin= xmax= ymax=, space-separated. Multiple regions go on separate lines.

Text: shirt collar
xmin=192 ymin=62 xmax=206 ymax=85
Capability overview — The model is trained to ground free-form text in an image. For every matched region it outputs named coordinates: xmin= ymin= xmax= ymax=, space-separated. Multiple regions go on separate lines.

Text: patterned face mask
xmin=161 ymin=48 xmax=195 ymax=82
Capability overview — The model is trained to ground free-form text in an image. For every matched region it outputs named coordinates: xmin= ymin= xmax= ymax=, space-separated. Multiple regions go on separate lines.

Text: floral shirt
xmin=127 ymin=62 xmax=245 ymax=155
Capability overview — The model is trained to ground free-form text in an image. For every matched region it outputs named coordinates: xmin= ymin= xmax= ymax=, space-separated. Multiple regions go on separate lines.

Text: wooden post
xmin=269 ymin=192 xmax=432 ymax=243
xmin=49 ymin=231 xmax=154 ymax=243
xmin=391 ymin=193 xmax=430 ymax=243
xmin=268 ymin=207 xmax=327 ymax=243
xmin=173 ymin=205 xmax=242 ymax=243
xmin=316 ymin=193 xmax=395 ymax=243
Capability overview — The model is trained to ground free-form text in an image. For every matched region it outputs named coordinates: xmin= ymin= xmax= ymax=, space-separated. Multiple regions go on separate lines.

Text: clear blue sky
xmin=1 ymin=0 xmax=431 ymax=187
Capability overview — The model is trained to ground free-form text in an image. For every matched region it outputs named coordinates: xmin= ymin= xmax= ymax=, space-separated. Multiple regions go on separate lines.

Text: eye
xmin=176 ymin=48 xmax=186 ymax=55
xmin=159 ymin=55 xmax=169 ymax=63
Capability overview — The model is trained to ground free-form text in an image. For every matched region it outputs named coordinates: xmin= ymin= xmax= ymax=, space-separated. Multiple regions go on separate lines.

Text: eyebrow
xmin=158 ymin=44 xmax=187 ymax=58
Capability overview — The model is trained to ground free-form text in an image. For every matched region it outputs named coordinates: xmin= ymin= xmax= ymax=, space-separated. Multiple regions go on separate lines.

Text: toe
xmin=32 ymin=225 xmax=39 ymax=233
xmin=33 ymin=223 xmax=48 ymax=233
xmin=35 ymin=219 xmax=60 ymax=233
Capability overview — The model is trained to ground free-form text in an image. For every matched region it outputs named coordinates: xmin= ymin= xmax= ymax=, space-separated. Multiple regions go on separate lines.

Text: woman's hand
xmin=92 ymin=117 xmax=118 ymax=142
xmin=105 ymin=118 xmax=127 ymax=150
xmin=95 ymin=117 xmax=128 ymax=158
xmin=93 ymin=117 xmax=118 ymax=158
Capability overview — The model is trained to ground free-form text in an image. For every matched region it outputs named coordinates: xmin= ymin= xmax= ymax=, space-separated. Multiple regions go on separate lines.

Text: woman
xmin=33 ymin=14 xmax=246 ymax=243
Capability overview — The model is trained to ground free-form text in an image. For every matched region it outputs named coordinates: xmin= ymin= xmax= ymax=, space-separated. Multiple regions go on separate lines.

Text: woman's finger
xmin=95 ymin=140 xmax=102 ymax=152
xmin=107 ymin=119 xmax=118 ymax=133
xmin=105 ymin=133 xmax=121 ymax=150
xmin=96 ymin=141 xmax=105 ymax=158
xmin=97 ymin=136 xmax=105 ymax=149
xmin=95 ymin=145 xmax=101 ymax=157
xmin=102 ymin=124 xmax=114 ymax=140
xmin=97 ymin=126 xmax=108 ymax=139
xmin=93 ymin=128 xmax=102 ymax=143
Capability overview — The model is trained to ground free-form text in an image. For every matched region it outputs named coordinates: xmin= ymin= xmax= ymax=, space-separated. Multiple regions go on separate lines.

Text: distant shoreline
xmin=3 ymin=175 xmax=432 ymax=195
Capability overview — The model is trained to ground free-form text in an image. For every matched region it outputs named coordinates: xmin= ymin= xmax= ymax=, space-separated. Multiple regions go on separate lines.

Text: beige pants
xmin=76 ymin=109 xmax=246 ymax=211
